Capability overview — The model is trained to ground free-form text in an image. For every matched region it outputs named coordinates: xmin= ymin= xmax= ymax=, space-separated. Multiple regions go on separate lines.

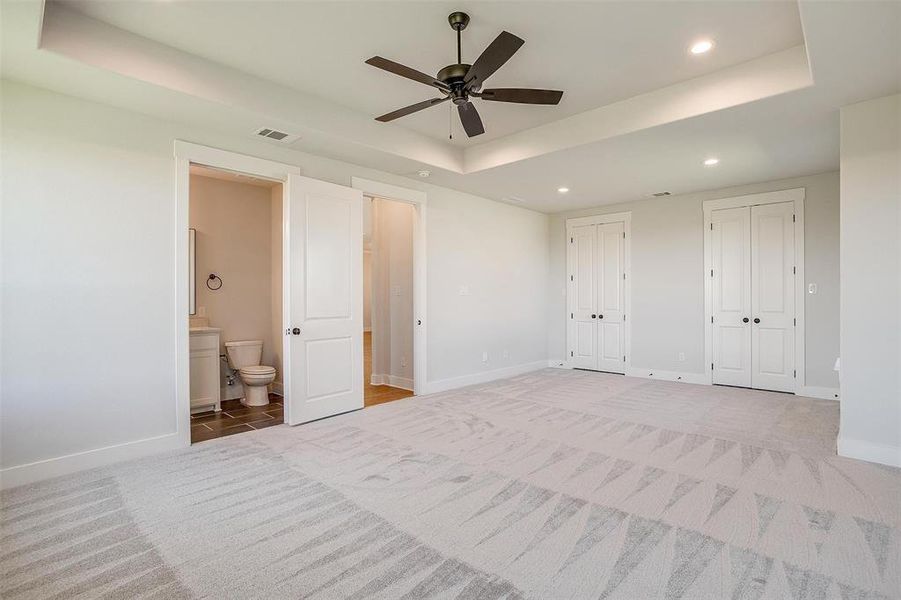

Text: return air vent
xmin=253 ymin=127 xmax=300 ymax=144
xmin=652 ymin=191 xmax=671 ymax=197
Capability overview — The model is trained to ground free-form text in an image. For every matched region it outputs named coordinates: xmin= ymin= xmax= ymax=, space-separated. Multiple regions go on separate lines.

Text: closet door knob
xmin=292 ymin=327 xmax=301 ymax=335
xmin=742 ymin=317 xmax=749 ymax=323
xmin=598 ymin=314 xmax=604 ymax=319
xmin=591 ymin=314 xmax=596 ymax=319
xmin=753 ymin=318 xmax=760 ymax=324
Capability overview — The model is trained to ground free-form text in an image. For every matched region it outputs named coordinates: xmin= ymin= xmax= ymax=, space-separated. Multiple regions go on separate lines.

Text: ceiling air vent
xmin=652 ymin=191 xmax=671 ymax=197
xmin=254 ymin=127 xmax=300 ymax=144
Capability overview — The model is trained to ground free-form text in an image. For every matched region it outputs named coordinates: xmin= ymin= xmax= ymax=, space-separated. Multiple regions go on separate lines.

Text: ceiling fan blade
xmin=480 ymin=88 xmax=564 ymax=105
xmin=375 ymin=97 xmax=449 ymax=122
xmin=366 ymin=56 xmax=449 ymax=91
xmin=464 ymin=31 xmax=524 ymax=88
xmin=457 ymin=102 xmax=485 ymax=137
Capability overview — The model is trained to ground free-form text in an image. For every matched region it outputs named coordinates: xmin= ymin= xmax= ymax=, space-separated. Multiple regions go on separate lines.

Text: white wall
xmin=0 ymin=81 xmax=550 ymax=483
xmin=270 ymin=184 xmax=283 ymax=389
xmin=838 ymin=93 xmax=901 ymax=467
xmin=371 ymin=198 xmax=414 ymax=387
xmin=548 ymin=172 xmax=841 ymax=391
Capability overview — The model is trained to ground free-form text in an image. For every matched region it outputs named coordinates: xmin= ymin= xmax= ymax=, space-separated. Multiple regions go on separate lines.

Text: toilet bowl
xmin=224 ymin=340 xmax=277 ymax=407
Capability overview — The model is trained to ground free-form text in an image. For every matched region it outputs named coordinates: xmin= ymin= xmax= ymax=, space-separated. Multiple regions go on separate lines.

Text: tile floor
xmin=190 ymin=394 xmax=283 ymax=443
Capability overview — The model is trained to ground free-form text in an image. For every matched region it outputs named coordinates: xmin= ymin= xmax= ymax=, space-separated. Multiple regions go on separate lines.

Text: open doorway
xmin=187 ymin=164 xmax=285 ymax=443
xmin=364 ymin=196 xmax=415 ymax=406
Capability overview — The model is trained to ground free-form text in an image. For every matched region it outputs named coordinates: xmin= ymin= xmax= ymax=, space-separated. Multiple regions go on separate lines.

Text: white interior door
xmin=596 ymin=222 xmax=625 ymax=373
xmin=285 ymin=174 xmax=363 ymax=425
xmin=568 ymin=225 xmax=597 ymax=369
xmin=750 ymin=201 xmax=795 ymax=392
xmin=711 ymin=206 xmax=752 ymax=387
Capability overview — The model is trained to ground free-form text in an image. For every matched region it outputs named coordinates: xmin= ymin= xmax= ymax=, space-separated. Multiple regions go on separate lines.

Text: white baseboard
xmin=838 ymin=436 xmax=901 ymax=468
xmin=625 ymin=367 xmax=708 ymax=385
xmin=370 ymin=373 xmax=413 ymax=391
xmin=1 ymin=432 xmax=186 ymax=490
xmin=798 ymin=386 xmax=840 ymax=401
xmin=548 ymin=359 xmax=569 ymax=368
xmin=424 ymin=360 xmax=548 ymax=395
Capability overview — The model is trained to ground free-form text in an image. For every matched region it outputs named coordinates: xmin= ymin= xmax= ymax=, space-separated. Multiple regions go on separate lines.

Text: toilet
xmin=224 ymin=340 xmax=276 ymax=407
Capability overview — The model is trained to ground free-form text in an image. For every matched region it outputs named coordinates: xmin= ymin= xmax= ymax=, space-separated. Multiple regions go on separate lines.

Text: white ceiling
xmin=60 ymin=1 xmax=804 ymax=146
xmin=2 ymin=1 xmax=899 ymax=213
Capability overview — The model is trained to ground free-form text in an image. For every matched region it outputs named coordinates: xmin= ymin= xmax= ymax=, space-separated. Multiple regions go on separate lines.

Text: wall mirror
xmin=189 ymin=228 xmax=196 ymax=315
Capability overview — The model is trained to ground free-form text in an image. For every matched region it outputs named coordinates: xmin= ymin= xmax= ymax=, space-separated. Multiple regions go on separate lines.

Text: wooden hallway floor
xmin=364 ymin=331 xmax=414 ymax=407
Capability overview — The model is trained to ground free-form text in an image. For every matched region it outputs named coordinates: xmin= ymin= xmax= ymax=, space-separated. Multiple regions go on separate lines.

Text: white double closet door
xmin=568 ymin=221 xmax=626 ymax=373
xmin=710 ymin=201 xmax=795 ymax=392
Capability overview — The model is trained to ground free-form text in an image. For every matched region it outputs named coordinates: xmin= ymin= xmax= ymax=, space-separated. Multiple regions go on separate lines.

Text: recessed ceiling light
xmin=704 ymin=158 xmax=719 ymax=166
xmin=690 ymin=40 xmax=714 ymax=55
xmin=417 ymin=169 xmax=431 ymax=178
xmin=557 ymin=187 xmax=570 ymax=193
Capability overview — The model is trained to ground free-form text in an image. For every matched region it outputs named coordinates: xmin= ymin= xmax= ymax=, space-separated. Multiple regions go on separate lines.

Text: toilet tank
xmin=224 ymin=340 xmax=263 ymax=369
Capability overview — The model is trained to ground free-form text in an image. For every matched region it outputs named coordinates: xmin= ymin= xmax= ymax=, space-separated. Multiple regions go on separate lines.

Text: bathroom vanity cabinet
xmin=189 ymin=327 xmax=221 ymax=413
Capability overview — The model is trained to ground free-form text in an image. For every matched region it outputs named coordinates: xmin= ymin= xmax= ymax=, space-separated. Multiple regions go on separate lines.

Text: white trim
xmin=351 ymin=177 xmax=427 ymax=397
xmin=370 ymin=374 xmax=414 ymax=391
xmin=564 ymin=211 xmax=632 ymax=373
xmin=425 ymin=361 xmax=548 ymax=395
xmin=1 ymin=433 xmax=183 ymax=489
xmin=624 ymin=367 xmax=708 ymax=385
xmin=838 ymin=437 xmax=901 ymax=468
xmin=175 ymin=141 xmax=299 ymax=440
xmin=703 ymin=188 xmax=806 ymax=391
xmin=798 ymin=386 xmax=840 ymax=401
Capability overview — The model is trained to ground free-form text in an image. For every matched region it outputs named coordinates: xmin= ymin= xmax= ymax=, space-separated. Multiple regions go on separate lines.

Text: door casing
xmin=174 ymin=141 xmax=300 ymax=447
xmin=703 ymin=188 xmax=806 ymax=391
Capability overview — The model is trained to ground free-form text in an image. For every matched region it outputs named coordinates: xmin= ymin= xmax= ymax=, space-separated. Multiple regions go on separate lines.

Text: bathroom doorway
xmin=364 ymin=196 xmax=416 ymax=407
xmin=187 ymin=164 xmax=285 ymax=443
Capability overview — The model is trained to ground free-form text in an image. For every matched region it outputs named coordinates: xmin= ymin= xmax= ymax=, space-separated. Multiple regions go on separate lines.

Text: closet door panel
xmin=567 ymin=225 xmax=597 ymax=369
xmin=751 ymin=202 xmax=795 ymax=392
xmin=710 ymin=207 xmax=752 ymax=387
xmin=596 ymin=222 xmax=625 ymax=373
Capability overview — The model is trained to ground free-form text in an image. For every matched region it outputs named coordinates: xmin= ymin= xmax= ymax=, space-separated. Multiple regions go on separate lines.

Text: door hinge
xmin=711 ymin=316 xmax=714 ymax=323
xmin=570 ymin=351 xmax=574 ymax=357
xmin=793 ymin=317 xmax=796 ymax=326
xmin=570 ymin=274 xmax=574 ymax=281
xmin=710 ymin=269 xmax=714 ymax=277
xmin=570 ymin=312 xmax=574 ymax=319
xmin=622 ymin=231 xmax=626 ymax=239
xmin=570 ymin=237 xmax=574 ymax=243
xmin=710 ymin=223 xmax=713 ymax=231
xmin=793 ymin=266 xmax=796 ymax=275
xmin=793 ymin=369 xmax=797 ymax=378
xmin=792 ymin=214 xmax=796 ymax=223
xmin=623 ymin=355 xmax=626 ymax=362
xmin=623 ymin=273 xmax=626 ymax=280
xmin=623 ymin=314 xmax=626 ymax=321
xmin=711 ymin=362 xmax=714 ymax=370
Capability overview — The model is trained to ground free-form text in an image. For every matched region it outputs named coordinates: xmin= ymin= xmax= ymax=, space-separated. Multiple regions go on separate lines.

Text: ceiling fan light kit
xmin=365 ymin=11 xmax=564 ymax=138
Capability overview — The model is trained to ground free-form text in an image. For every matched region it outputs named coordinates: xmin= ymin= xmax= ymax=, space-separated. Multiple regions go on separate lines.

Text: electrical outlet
xmin=502 ymin=349 xmax=509 ymax=359
xmin=678 ymin=352 xmax=685 ymax=362
xmin=482 ymin=351 xmax=489 ymax=363
xmin=808 ymin=283 xmax=817 ymax=294
xmin=401 ymin=357 xmax=407 ymax=368
xmin=459 ymin=285 xmax=470 ymax=296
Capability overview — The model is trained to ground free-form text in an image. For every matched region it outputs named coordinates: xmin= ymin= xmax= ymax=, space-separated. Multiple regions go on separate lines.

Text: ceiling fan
xmin=365 ymin=11 xmax=564 ymax=138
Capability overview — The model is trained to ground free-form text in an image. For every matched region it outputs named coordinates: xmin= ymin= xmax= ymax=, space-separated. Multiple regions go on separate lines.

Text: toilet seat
xmin=239 ymin=365 xmax=276 ymax=376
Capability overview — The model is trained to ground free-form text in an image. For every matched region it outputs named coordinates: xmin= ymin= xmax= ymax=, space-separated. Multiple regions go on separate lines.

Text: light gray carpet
xmin=3 ymin=369 xmax=899 ymax=599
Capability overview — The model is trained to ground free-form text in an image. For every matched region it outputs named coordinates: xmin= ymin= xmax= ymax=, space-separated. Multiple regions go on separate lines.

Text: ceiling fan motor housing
xmin=448 ymin=11 xmax=470 ymax=31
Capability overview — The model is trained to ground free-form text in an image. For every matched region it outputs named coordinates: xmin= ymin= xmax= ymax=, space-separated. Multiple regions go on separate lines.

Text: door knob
xmin=598 ymin=314 xmax=604 ymax=319
xmin=292 ymin=327 xmax=301 ymax=335
xmin=753 ymin=318 xmax=760 ymax=324
xmin=591 ymin=314 xmax=596 ymax=319
xmin=742 ymin=317 xmax=749 ymax=323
